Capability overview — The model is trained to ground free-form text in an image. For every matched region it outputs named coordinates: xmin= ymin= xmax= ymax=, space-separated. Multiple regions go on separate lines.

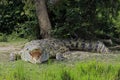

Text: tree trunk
xmin=34 ymin=0 xmax=51 ymax=38
xmin=49 ymin=0 xmax=60 ymax=5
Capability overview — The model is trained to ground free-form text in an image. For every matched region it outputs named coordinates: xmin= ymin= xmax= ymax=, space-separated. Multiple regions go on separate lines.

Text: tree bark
xmin=34 ymin=0 xmax=51 ymax=38
xmin=49 ymin=0 xmax=60 ymax=5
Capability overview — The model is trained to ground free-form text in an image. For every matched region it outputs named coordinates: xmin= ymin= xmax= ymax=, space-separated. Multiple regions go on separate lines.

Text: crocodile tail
xmin=62 ymin=39 xmax=109 ymax=53
xmin=94 ymin=41 xmax=109 ymax=53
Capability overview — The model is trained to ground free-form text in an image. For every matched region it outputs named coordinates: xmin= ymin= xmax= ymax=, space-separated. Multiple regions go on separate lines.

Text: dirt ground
xmin=0 ymin=43 xmax=22 ymax=63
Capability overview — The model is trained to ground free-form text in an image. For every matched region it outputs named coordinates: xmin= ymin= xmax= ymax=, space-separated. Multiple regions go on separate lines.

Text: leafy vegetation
xmin=0 ymin=61 xmax=120 ymax=80
xmin=0 ymin=0 xmax=120 ymax=39
xmin=48 ymin=0 xmax=120 ymax=39
xmin=0 ymin=0 xmax=27 ymax=34
xmin=0 ymin=0 xmax=38 ymax=39
xmin=0 ymin=33 xmax=8 ymax=42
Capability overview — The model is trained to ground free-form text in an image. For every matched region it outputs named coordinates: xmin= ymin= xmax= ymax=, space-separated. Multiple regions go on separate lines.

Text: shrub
xmin=0 ymin=33 xmax=8 ymax=42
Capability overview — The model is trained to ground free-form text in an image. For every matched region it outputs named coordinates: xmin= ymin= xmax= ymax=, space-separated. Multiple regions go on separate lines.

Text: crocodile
xmin=10 ymin=38 xmax=109 ymax=63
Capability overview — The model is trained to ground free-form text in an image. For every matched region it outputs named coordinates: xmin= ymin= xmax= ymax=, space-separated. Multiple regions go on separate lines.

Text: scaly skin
xmin=10 ymin=39 xmax=110 ymax=63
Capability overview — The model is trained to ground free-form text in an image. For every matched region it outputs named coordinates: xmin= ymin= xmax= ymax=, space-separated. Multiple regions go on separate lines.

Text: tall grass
xmin=2 ymin=62 xmax=29 ymax=80
xmin=0 ymin=61 xmax=120 ymax=80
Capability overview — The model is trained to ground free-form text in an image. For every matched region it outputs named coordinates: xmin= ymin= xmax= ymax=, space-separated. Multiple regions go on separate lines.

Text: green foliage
xmin=0 ymin=33 xmax=8 ymax=42
xmin=48 ymin=0 xmax=120 ymax=39
xmin=13 ymin=21 xmax=39 ymax=39
xmin=0 ymin=0 xmax=27 ymax=34
xmin=0 ymin=0 xmax=120 ymax=39
xmin=113 ymin=12 xmax=120 ymax=38
xmin=0 ymin=61 xmax=120 ymax=80
xmin=0 ymin=0 xmax=39 ymax=39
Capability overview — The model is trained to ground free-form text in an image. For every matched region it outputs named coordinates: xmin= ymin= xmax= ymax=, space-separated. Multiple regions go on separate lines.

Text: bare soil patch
xmin=0 ymin=44 xmax=22 ymax=63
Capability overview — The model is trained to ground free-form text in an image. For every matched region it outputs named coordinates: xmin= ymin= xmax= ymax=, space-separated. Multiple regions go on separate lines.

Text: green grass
xmin=0 ymin=60 xmax=120 ymax=80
